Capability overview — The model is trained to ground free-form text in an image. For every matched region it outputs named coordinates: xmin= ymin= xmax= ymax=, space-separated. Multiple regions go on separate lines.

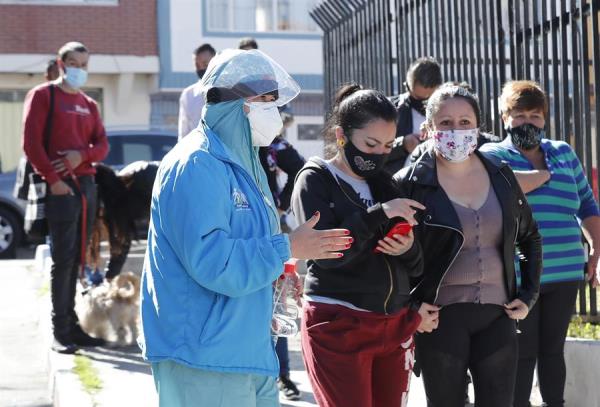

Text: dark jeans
xmin=46 ymin=176 xmax=97 ymax=340
xmin=276 ymin=337 xmax=289 ymax=376
xmin=513 ymin=280 xmax=579 ymax=407
xmin=416 ymin=303 xmax=518 ymax=407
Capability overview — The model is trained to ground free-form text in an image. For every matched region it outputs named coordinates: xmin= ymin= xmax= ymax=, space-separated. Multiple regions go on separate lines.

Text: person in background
xmin=394 ymin=83 xmax=542 ymax=406
xmin=141 ymin=49 xmax=353 ymax=407
xmin=480 ymin=80 xmax=600 ymax=407
xmin=239 ymin=37 xmax=259 ymax=50
xmin=258 ymin=109 xmax=305 ymax=401
xmin=386 ymin=57 xmax=443 ymax=174
xmin=23 ymin=41 xmax=109 ymax=354
xmin=292 ymin=83 xmax=436 ymax=407
xmin=178 ymin=43 xmax=216 ymax=140
xmin=259 ymin=110 xmax=304 ymax=230
xmin=45 ymin=59 xmax=60 ymax=82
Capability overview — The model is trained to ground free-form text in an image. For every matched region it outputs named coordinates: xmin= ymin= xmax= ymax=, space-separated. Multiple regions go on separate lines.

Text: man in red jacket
xmin=23 ymin=41 xmax=109 ymax=354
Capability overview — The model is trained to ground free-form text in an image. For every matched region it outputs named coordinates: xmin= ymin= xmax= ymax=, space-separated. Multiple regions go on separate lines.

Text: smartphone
xmin=373 ymin=222 xmax=413 ymax=253
xmin=385 ymin=222 xmax=412 ymax=239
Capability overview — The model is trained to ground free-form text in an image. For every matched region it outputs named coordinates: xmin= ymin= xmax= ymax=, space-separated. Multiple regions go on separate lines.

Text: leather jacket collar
xmin=406 ymin=145 xmax=507 ymax=188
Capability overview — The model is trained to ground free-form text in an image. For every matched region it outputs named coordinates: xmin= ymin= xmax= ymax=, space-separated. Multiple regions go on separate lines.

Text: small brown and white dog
xmin=76 ymin=272 xmax=141 ymax=346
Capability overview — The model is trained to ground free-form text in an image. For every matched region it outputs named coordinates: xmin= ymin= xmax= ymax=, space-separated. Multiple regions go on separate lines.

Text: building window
xmin=0 ymin=0 xmax=118 ymax=5
xmin=207 ymin=0 xmax=318 ymax=33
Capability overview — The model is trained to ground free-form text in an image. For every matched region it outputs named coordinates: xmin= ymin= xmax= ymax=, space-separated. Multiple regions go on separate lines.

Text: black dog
xmin=91 ymin=161 xmax=158 ymax=279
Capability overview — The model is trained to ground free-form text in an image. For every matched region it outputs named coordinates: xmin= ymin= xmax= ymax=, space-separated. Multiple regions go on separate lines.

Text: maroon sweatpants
xmin=301 ymin=301 xmax=421 ymax=407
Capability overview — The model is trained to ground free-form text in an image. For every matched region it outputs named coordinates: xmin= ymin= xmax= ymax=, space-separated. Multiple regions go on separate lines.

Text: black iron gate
xmin=310 ymin=0 xmax=395 ymax=109
xmin=311 ymin=0 xmax=600 ymax=320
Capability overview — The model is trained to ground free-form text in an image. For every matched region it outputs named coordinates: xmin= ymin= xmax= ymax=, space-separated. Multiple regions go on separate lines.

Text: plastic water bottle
xmin=272 ymin=259 xmax=301 ymax=337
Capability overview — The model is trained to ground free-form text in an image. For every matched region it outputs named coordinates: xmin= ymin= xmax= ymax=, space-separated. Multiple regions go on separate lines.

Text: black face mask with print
xmin=506 ymin=123 xmax=545 ymax=150
xmin=343 ymin=138 xmax=389 ymax=178
xmin=408 ymin=95 xmax=427 ymax=116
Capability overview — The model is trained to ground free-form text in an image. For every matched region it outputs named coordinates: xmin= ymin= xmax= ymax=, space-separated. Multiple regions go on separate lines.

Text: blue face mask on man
xmin=64 ymin=66 xmax=88 ymax=89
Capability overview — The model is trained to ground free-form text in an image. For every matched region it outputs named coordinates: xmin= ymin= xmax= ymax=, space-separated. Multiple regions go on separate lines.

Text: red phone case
xmin=386 ymin=222 xmax=412 ymax=238
xmin=374 ymin=222 xmax=412 ymax=253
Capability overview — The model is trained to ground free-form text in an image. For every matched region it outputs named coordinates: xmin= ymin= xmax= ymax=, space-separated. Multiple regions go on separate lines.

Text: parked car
xmin=102 ymin=128 xmax=177 ymax=171
xmin=0 ymin=171 xmax=25 ymax=259
xmin=0 ymin=128 xmax=177 ymax=259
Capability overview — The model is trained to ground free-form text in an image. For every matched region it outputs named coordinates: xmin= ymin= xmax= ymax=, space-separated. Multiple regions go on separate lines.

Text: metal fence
xmin=311 ymin=0 xmax=600 ymax=320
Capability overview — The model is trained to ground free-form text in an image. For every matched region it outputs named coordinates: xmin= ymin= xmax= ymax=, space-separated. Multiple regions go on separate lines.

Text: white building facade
xmin=153 ymin=0 xmax=326 ymax=159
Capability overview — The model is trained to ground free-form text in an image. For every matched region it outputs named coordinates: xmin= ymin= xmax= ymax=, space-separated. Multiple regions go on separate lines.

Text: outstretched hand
xmin=289 ymin=211 xmax=353 ymax=260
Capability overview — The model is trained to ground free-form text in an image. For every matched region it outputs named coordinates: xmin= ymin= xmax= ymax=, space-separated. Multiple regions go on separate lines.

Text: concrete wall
xmin=564 ymin=338 xmax=600 ymax=407
xmin=0 ymin=72 xmax=157 ymax=126
xmin=163 ymin=0 xmax=323 ymax=88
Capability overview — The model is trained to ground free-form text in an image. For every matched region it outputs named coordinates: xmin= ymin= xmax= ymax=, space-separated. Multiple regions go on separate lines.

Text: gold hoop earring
xmin=337 ymin=139 xmax=346 ymax=147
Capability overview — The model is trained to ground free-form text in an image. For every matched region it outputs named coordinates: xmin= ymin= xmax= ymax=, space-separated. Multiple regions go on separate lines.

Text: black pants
xmin=46 ymin=176 xmax=97 ymax=340
xmin=513 ymin=281 xmax=579 ymax=407
xmin=276 ymin=337 xmax=290 ymax=376
xmin=416 ymin=303 xmax=518 ymax=407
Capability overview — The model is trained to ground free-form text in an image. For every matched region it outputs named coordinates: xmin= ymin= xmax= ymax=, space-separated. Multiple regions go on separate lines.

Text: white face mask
xmin=245 ymin=101 xmax=283 ymax=146
xmin=431 ymin=128 xmax=479 ymax=162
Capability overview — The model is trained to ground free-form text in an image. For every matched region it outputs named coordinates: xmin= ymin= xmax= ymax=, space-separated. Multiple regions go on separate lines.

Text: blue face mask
xmin=64 ymin=67 xmax=88 ymax=89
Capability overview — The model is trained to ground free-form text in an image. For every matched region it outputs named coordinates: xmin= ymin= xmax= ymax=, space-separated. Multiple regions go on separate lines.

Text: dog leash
xmin=62 ymin=158 xmax=88 ymax=282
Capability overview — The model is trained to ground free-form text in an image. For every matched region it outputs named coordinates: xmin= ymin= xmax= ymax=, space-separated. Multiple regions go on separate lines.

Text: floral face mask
xmin=431 ymin=128 xmax=479 ymax=163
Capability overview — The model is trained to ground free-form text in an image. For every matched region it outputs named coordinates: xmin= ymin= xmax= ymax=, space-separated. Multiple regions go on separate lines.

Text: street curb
xmin=35 ymin=257 xmax=95 ymax=407
xmin=50 ymin=353 xmax=94 ymax=407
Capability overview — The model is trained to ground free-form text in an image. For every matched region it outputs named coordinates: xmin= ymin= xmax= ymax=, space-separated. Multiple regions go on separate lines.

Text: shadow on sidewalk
xmin=79 ymin=344 xmax=151 ymax=375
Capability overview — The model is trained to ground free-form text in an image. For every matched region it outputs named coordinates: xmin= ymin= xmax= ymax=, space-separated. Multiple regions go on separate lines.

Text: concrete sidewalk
xmin=0 ymin=257 xmax=435 ymax=407
xmin=1 ymin=253 xmax=545 ymax=407
xmin=0 ymin=261 xmax=51 ymax=407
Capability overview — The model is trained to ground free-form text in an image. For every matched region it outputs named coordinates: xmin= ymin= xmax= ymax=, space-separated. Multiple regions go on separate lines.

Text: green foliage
xmin=568 ymin=316 xmax=600 ymax=340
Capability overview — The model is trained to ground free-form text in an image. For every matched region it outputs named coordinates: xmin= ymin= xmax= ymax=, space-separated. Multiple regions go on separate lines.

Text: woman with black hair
xmin=291 ymin=84 xmax=438 ymax=407
xmin=394 ymin=83 xmax=543 ymax=407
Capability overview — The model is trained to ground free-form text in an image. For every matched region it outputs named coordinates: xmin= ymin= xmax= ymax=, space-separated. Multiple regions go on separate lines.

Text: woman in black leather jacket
xmin=393 ymin=83 xmax=543 ymax=407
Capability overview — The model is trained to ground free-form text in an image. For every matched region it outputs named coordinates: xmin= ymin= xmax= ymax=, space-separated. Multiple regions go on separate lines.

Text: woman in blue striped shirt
xmin=480 ymin=80 xmax=600 ymax=407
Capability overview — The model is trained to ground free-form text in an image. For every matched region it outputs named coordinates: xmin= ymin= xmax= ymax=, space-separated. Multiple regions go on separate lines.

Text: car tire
xmin=0 ymin=206 xmax=22 ymax=259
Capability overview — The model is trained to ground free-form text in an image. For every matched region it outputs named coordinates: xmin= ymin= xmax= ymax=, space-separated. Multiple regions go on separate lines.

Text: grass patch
xmin=37 ymin=281 xmax=49 ymax=297
xmin=73 ymin=355 xmax=103 ymax=394
xmin=568 ymin=316 xmax=600 ymax=340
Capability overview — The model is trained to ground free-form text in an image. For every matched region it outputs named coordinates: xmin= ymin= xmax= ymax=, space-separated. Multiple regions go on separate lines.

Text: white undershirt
xmin=411 ymin=108 xmax=426 ymax=134
xmin=323 ymin=159 xmax=375 ymax=208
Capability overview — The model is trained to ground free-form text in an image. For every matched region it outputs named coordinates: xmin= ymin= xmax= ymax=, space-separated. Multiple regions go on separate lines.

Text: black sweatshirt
xmin=291 ymin=158 xmax=423 ymax=314
xmin=259 ymin=136 xmax=305 ymax=211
